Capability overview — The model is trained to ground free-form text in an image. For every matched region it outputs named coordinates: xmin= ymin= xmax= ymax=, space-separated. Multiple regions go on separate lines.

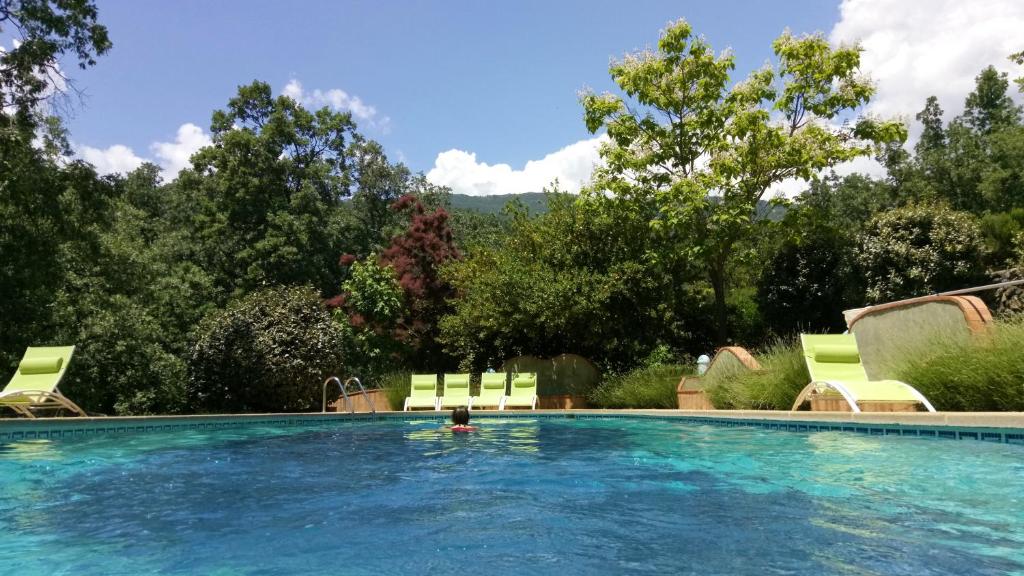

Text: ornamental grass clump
xmin=589 ymin=364 xmax=687 ymax=409
xmin=704 ymin=339 xmax=809 ymax=410
xmin=381 ymin=371 xmax=413 ymax=411
xmin=894 ymin=318 xmax=1024 ymax=411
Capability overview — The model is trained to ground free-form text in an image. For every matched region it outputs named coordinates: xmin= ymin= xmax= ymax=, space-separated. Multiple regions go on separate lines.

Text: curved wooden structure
xmin=846 ymin=295 xmax=993 ymax=381
xmin=676 ymin=347 xmax=762 ymax=410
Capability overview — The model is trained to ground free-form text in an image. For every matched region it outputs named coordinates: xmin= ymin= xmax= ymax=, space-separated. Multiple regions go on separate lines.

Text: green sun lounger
xmin=403 ymin=374 xmax=440 ymax=411
xmin=472 ymin=372 xmax=507 ymax=410
xmin=0 ymin=346 xmax=86 ymax=418
xmin=438 ymin=373 xmax=472 ymax=409
xmin=791 ymin=334 xmax=935 ymax=413
xmin=502 ymin=372 xmax=538 ymax=410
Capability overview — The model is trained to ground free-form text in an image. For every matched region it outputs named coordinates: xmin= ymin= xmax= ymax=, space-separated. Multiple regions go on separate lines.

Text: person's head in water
xmin=451 ymin=406 xmax=470 ymax=426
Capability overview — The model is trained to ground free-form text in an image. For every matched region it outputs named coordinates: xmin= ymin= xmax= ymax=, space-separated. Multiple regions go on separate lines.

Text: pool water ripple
xmin=0 ymin=417 xmax=1022 ymax=575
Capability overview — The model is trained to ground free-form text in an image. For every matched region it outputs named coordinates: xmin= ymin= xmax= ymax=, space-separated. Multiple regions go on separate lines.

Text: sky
xmin=59 ymin=0 xmax=1024 ymax=195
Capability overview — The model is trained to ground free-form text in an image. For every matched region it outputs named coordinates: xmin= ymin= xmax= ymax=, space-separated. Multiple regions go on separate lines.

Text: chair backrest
xmin=442 ymin=373 xmax=471 ymax=396
xmin=409 ymin=374 xmax=438 ymax=398
xmin=800 ymin=334 xmax=869 ymax=383
xmin=508 ymin=373 xmax=537 ymax=398
xmin=478 ymin=373 xmax=507 ymax=399
xmin=5 ymin=346 xmax=75 ymax=394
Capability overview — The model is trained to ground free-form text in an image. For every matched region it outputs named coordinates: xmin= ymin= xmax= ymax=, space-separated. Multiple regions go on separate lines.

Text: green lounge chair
xmin=0 ymin=346 xmax=86 ymax=418
xmin=438 ymin=373 xmax=472 ymax=409
xmin=503 ymin=372 xmax=538 ymax=410
xmin=472 ymin=372 xmax=507 ymax=410
xmin=791 ymin=334 xmax=935 ymax=413
xmin=403 ymin=374 xmax=439 ymax=411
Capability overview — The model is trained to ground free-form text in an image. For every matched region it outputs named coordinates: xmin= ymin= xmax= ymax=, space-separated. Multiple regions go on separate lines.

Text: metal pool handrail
xmin=322 ymin=376 xmax=376 ymax=414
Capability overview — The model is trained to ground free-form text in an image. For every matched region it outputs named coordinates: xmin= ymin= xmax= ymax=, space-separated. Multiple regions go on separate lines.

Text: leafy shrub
xmin=589 ymin=364 xmax=687 ymax=409
xmin=188 ymin=286 xmax=345 ymax=413
xmin=894 ymin=319 xmax=1024 ymax=411
xmin=704 ymin=340 xmax=809 ymax=410
xmin=757 ymin=226 xmax=860 ymax=334
xmin=858 ymin=203 xmax=988 ymax=302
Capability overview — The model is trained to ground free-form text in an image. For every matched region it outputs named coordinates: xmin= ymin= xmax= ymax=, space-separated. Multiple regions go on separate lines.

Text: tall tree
xmin=580 ymin=20 xmax=904 ymax=343
xmin=961 ymin=66 xmax=1021 ymax=135
xmin=915 ymin=96 xmax=946 ymax=154
xmin=177 ymin=81 xmax=360 ymax=299
xmin=380 ymin=195 xmax=461 ymax=369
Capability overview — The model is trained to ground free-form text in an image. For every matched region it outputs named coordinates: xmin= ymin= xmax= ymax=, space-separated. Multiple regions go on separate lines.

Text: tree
xmin=380 ymin=195 xmax=461 ymax=368
xmin=1012 ymin=51 xmax=1024 ymax=93
xmin=177 ymin=81 xmax=360 ymax=299
xmin=757 ymin=225 xmax=860 ymax=335
xmin=0 ymin=0 xmax=111 ymax=132
xmin=858 ymin=204 xmax=988 ymax=303
xmin=580 ymin=20 xmax=904 ymax=343
xmin=329 ymin=258 xmax=407 ymax=382
xmin=962 ymin=66 xmax=1021 ymax=135
xmin=439 ymin=191 xmax=709 ymax=371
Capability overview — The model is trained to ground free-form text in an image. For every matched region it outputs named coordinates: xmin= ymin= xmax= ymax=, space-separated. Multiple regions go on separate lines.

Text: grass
xmin=704 ymin=339 xmax=809 ymax=410
xmin=380 ymin=371 xmax=412 ymax=411
xmin=588 ymin=364 xmax=688 ymax=409
xmin=893 ymin=318 xmax=1024 ymax=411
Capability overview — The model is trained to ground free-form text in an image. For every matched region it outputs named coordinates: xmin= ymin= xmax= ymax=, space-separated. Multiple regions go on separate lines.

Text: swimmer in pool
xmin=449 ymin=406 xmax=477 ymax=432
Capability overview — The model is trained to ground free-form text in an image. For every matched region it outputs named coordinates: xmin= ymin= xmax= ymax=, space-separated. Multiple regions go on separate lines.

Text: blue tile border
xmin=1 ymin=411 xmax=1024 ymax=445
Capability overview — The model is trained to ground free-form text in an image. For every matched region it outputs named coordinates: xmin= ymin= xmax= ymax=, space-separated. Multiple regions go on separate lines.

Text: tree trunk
xmin=708 ymin=260 xmax=728 ymax=346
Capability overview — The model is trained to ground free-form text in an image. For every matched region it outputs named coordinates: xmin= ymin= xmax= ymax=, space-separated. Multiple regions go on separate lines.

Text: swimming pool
xmin=1 ymin=416 xmax=1022 ymax=575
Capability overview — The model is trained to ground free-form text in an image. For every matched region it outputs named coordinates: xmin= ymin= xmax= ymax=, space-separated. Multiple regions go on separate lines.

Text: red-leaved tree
xmin=379 ymin=195 xmax=461 ymax=368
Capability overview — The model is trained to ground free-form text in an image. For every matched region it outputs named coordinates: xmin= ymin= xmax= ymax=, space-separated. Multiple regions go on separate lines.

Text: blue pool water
xmin=1 ymin=417 xmax=1022 ymax=575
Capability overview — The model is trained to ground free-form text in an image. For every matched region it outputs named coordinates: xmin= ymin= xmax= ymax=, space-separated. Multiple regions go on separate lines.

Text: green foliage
xmin=704 ymin=340 xmax=808 ymax=410
xmin=894 ymin=319 xmax=1024 ymax=411
xmin=187 ymin=286 xmax=345 ymax=413
xmin=440 ymin=190 xmax=708 ymax=372
xmin=177 ymin=81 xmax=358 ymax=299
xmin=333 ymin=258 xmax=407 ymax=382
xmin=581 ymin=19 xmax=903 ymax=343
xmin=981 ymin=209 xmax=1024 ymax=266
xmin=380 ymin=371 xmax=412 ymax=412
xmin=858 ymin=204 xmax=988 ymax=302
xmin=589 ymin=364 xmax=687 ymax=409
xmin=757 ymin=223 xmax=861 ymax=335
xmin=0 ymin=0 xmax=111 ymax=129
xmin=889 ymin=66 xmax=1024 ymax=215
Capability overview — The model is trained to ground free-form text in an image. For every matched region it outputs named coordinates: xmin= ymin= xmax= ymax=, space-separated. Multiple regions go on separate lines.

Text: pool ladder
xmin=322 ymin=377 xmax=376 ymax=414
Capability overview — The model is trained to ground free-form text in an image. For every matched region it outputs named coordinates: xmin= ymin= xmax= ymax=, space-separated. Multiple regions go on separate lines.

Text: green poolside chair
xmin=791 ymin=334 xmax=935 ymax=413
xmin=438 ymin=373 xmax=472 ymax=409
xmin=503 ymin=372 xmax=538 ymax=410
xmin=472 ymin=372 xmax=507 ymax=410
xmin=0 ymin=346 xmax=86 ymax=418
xmin=403 ymin=374 xmax=439 ymax=411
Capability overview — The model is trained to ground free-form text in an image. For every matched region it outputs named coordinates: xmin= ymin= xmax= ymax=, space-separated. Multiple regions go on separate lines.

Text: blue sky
xmin=66 ymin=0 xmax=1024 ymax=194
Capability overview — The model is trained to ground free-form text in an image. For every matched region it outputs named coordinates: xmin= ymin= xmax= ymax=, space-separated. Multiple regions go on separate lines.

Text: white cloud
xmin=283 ymin=79 xmax=390 ymax=133
xmin=150 ymin=123 xmax=212 ymax=180
xmin=426 ymin=135 xmax=607 ymax=196
xmin=830 ymin=0 xmax=1024 ymax=125
xmin=76 ymin=122 xmax=211 ymax=180
xmin=77 ymin=143 xmax=146 ymax=175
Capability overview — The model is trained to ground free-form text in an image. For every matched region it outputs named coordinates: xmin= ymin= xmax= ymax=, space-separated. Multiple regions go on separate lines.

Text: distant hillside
xmin=449 ymin=192 xmax=549 ymax=215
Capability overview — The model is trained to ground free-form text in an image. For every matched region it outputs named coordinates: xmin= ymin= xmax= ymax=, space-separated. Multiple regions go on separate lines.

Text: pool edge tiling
xmin=2 ymin=410 xmax=1023 ymax=444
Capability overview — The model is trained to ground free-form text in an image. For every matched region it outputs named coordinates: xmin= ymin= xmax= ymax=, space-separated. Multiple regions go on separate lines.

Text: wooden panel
xmin=677 ymin=390 xmax=714 ymax=410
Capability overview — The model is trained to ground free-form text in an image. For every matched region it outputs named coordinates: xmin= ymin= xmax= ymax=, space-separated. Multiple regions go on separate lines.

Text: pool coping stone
xmin=2 ymin=409 xmax=1023 ymax=444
